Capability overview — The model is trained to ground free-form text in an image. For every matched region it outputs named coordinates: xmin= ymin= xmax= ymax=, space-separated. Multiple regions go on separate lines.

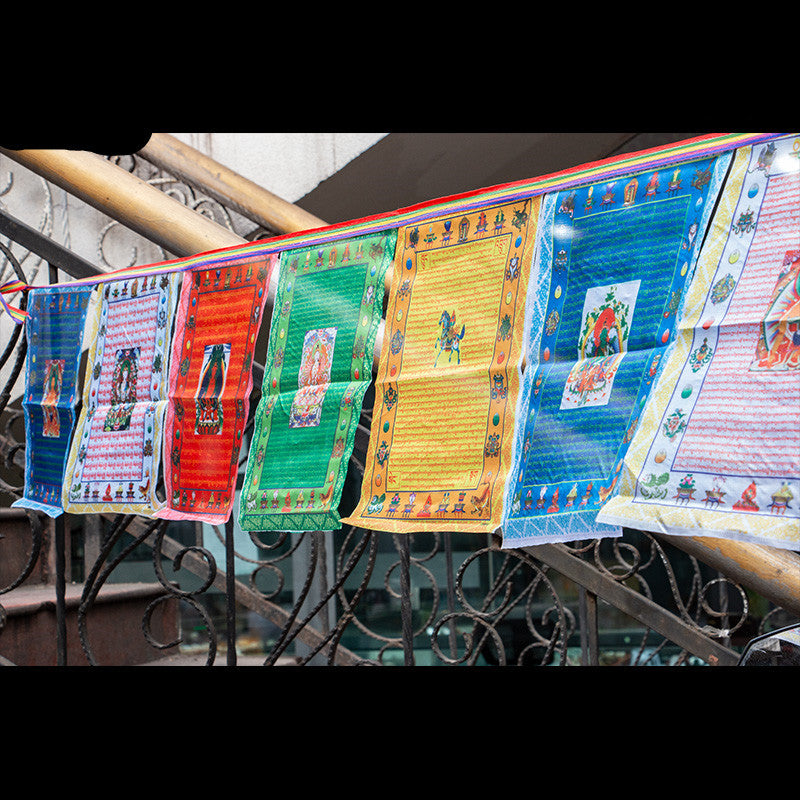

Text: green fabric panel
xmin=239 ymin=229 xmax=396 ymax=531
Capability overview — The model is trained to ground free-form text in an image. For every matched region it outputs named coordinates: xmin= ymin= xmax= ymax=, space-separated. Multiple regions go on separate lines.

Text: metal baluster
xmin=47 ymin=262 xmax=68 ymax=667
xmin=444 ymin=532 xmax=458 ymax=660
xmin=397 ymin=535 xmax=414 ymax=666
xmin=54 ymin=515 xmax=67 ymax=666
xmin=225 ymin=516 xmax=237 ymax=665
xmin=578 ymin=587 xmax=599 ymax=666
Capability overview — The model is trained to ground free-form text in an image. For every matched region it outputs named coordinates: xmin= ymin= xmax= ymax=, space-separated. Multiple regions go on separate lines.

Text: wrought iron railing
xmin=1 ymin=148 xmax=798 ymax=667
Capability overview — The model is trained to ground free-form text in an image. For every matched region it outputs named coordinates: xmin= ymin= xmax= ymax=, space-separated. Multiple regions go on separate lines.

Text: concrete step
xmin=0 ymin=581 xmax=179 ymax=666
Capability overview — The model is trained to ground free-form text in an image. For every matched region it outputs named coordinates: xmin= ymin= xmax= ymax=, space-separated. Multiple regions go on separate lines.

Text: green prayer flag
xmin=239 ymin=230 xmax=397 ymax=531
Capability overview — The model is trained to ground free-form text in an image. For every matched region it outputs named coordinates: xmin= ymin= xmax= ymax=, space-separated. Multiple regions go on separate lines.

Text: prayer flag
xmin=155 ymin=253 xmax=276 ymax=525
xmin=501 ymin=150 xmax=732 ymax=547
xmin=239 ymin=231 xmax=396 ymax=531
xmin=342 ymin=198 xmax=538 ymax=533
xmin=63 ymin=272 xmax=180 ymax=515
xmin=12 ymin=285 xmax=93 ymax=517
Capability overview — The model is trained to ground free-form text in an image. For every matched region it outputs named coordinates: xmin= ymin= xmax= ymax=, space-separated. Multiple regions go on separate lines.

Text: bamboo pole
xmin=137 ymin=133 xmax=328 ymax=236
xmin=0 ymin=147 xmax=246 ymax=259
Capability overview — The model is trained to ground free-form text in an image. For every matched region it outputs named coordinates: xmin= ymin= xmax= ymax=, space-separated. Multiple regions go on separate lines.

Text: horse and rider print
xmin=434 ymin=309 xmax=465 ymax=366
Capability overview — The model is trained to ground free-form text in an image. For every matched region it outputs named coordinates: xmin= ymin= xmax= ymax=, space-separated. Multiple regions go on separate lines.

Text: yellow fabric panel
xmin=342 ymin=197 xmax=539 ymax=533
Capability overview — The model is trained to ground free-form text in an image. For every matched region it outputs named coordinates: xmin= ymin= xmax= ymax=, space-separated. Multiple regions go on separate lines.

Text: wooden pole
xmin=137 ymin=133 xmax=328 ymax=236
xmin=0 ymin=147 xmax=246 ymax=259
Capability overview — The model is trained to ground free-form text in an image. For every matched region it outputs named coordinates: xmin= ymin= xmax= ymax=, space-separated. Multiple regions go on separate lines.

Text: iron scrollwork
xmin=0 ymin=244 xmax=41 ymax=656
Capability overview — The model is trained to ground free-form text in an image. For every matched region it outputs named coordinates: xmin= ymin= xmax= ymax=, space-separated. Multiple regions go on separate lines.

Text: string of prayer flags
xmin=63 ymin=272 xmax=181 ymax=515
xmin=12 ymin=285 xmax=93 ymax=516
xmin=239 ymin=231 xmax=397 ymax=531
xmin=154 ymin=252 xmax=277 ymax=526
xmin=11 ymin=132 xmax=790 ymax=547
xmin=597 ymin=134 xmax=800 ymax=551
xmin=342 ymin=198 xmax=538 ymax=533
xmin=501 ymin=149 xmax=733 ymax=547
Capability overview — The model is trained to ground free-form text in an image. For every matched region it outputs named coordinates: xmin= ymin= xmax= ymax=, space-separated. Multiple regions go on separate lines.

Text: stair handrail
xmin=0 ymin=146 xmax=246 ymax=260
xmin=0 ymin=144 xmax=387 ymax=366
xmin=136 ymin=133 xmax=328 ymax=236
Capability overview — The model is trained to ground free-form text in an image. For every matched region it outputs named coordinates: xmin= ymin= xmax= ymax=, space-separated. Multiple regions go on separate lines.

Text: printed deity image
xmin=41 ymin=358 xmax=66 ymax=438
xmin=13 ymin=285 xmax=93 ymax=517
xmin=342 ymin=200 xmax=538 ymax=534
xmin=597 ymin=134 xmax=800 ymax=551
xmin=560 ymin=280 xmax=640 ymax=410
xmin=239 ymin=231 xmax=396 ymax=533
xmin=195 ymin=342 xmax=231 ymax=435
xmin=502 ymin=151 xmax=733 ymax=548
xmin=751 ymin=251 xmax=800 ymax=372
xmin=157 ymin=254 xmax=276 ymax=525
xmin=62 ymin=273 xmax=181 ymax=516
xmin=289 ymin=327 xmax=337 ymax=428
xmin=104 ymin=347 xmax=140 ymax=431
